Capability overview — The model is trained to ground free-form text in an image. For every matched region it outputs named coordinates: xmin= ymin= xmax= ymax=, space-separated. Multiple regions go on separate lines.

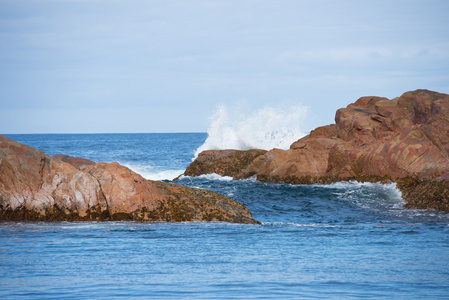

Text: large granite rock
xmin=185 ymin=90 xmax=449 ymax=212
xmin=0 ymin=135 xmax=259 ymax=224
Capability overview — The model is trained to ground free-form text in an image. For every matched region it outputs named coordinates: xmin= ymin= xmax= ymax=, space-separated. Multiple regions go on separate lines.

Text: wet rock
xmin=397 ymin=176 xmax=449 ymax=213
xmin=183 ymin=149 xmax=267 ymax=179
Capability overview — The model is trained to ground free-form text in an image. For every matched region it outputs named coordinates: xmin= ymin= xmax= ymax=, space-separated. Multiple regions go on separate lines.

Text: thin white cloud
xmin=276 ymin=43 xmax=449 ymax=65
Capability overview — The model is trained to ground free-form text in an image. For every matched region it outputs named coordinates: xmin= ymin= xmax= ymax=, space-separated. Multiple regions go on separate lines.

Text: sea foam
xmin=320 ymin=181 xmax=403 ymax=200
xmin=179 ymin=173 xmax=234 ymax=181
xmin=194 ymin=103 xmax=309 ymax=158
xmin=123 ymin=163 xmax=184 ymax=181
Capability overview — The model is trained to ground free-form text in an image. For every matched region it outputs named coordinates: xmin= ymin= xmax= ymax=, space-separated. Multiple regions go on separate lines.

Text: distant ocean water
xmin=1 ymin=133 xmax=449 ymax=299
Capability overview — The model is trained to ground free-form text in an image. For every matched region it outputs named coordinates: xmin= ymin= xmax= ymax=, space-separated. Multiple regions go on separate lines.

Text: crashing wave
xmin=194 ymin=103 xmax=309 ymax=158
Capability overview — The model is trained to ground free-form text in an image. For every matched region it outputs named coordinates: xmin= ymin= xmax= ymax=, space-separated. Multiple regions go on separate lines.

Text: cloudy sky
xmin=1 ymin=0 xmax=448 ymax=134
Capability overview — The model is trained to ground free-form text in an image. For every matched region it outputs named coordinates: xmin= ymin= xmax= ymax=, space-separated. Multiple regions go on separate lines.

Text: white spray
xmin=194 ymin=103 xmax=309 ymax=158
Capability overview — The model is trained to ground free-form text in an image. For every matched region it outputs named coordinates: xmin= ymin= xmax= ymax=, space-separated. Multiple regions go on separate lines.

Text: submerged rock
xmin=185 ymin=89 xmax=449 ymax=212
xmin=0 ymin=135 xmax=259 ymax=224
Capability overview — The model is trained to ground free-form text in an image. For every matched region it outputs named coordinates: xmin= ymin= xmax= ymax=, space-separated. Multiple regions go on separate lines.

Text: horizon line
xmin=3 ymin=132 xmax=208 ymax=135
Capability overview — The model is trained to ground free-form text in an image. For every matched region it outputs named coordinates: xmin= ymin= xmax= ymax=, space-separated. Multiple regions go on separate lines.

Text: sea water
xmin=1 ymin=133 xmax=449 ymax=299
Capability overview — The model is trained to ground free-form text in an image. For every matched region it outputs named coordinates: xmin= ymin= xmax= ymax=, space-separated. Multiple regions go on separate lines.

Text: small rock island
xmin=184 ymin=90 xmax=449 ymax=213
xmin=0 ymin=135 xmax=259 ymax=224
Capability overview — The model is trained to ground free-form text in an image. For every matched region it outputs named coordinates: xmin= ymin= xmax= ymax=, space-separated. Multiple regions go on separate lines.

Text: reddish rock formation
xmin=185 ymin=90 xmax=449 ymax=212
xmin=53 ymin=154 xmax=95 ymax=168
xmin=326 ymin=90 xmax=449 ymax=181
xmin=0 ymin=135 xmax=259 ymax=224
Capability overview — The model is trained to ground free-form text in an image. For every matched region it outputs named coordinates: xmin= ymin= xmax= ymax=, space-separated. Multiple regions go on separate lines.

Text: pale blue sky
xmin=1 ymin=0 xmax=448 ymax=133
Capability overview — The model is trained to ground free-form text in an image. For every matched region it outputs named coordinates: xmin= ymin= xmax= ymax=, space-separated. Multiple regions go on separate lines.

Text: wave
xmin=262 ymin=222 xmax=339 ymax=228
xmin=316 ymin=181 xmax=406 ymax=214
xmin=178 ymin=173 xmax=234 ymax=181
xmin=317 ymin=181 xmax=403 ymax=201
xmin=320 ymin=180 xmax=401 ymax=193
xmin=194 ymin=103 xmax=309 ymax=158
xmin=123 ymin=163 xmax=184 ymax=181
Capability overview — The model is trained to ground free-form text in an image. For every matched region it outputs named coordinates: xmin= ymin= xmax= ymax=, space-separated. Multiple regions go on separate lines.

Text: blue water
xmin=1 ymin=133 xmax=449 ymax=299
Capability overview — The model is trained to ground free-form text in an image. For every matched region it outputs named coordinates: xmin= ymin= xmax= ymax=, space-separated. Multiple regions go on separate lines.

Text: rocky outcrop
xmin=184 ymin=149 xmax=267 ymax=179
xmin=241 ymin=126 xmax=340 ymax=183
xmin=0 ymin=135 xmax=259 ymax=224
xmin=53 ymin=154 xmax=95 ymax=168
xmin=396 ymin=176 xmax=449 ymax=213
xmin=185 ymin=90 xmax=449 ymax=212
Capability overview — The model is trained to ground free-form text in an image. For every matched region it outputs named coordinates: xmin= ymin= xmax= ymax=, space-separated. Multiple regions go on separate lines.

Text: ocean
xmin=1 ymin=133 xmax=449 ymax=299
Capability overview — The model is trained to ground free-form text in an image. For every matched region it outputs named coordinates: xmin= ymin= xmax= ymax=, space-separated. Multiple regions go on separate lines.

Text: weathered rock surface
xmin=185 ymin=90 xmax=449 ymax=212
xmin=184 ymin=149 xmax=267 ymax=179
xmin=53 ymin=154 xmax=95 ymax=168
xmin=396 ymin=176 xmax=449 ymax=212
xmin=0 ymin=135 xmax=259 ymax=224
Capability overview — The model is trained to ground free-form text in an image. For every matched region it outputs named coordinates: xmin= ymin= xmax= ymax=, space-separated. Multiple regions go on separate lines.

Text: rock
xmin=184 ymin=89 xmax=449 ymax=212
xmin=325 ymin=90 xmax=449 ymax=180
xmin=242 ymin=136 xmax=339 ymax=184
xmin=397 ymin=176 xmax=449 ymax=213
xmin=148 ymin=181 xmax=259 ymax=223
xmin=53 ymin=154 xmax=95 ymax=169
xmin=0 ymin=136 xmax=103 ymax=219
xmin=308 ymin=124 xmax=338 ymax=139
xmin=375 ymin=98 xmax=398 ymax=118
xmin=335 ymin=96 xmax=393 ymax=143
xmin=0 ymin=135 xmax=259 ymax=224
xmin=257 ymin=89 xmax=449 ymax=184
xmin=183 ymin=149 xmax=267 ymax=179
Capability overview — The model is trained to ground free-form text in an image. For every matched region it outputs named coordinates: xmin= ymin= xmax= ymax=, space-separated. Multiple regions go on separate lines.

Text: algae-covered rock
xmin=183 ymin=149 xmax=267 ymax=179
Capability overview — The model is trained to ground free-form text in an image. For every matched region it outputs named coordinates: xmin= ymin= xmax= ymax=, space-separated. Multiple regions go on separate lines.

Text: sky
xmin=1 ymin=0 xmax=448 ymax=134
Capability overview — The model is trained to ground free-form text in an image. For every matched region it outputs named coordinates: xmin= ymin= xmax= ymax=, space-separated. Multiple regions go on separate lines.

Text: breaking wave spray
xmin=194 ymin=103 xmax=310 ymax=158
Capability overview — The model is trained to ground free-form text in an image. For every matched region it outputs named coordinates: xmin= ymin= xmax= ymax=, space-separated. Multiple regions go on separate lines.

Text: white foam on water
xmin=262 ymin=222 xmax=339 ymax=228
xmin=318 ymin=181 xmax=403 ymax=199
xmin=179 ymin=173 xmax=234 ymax=181
xmin=197 ymin=173 xmax=234 ymax=181
xmin=194 ymin=103 xmax=309 ymax=158
xmin=123 ymin=163 xmax=184 ymax=181
xmin=146 ymin=169 xmax=185 ymax=181
xmin=315 ymin=181 xmax=405 ymax=210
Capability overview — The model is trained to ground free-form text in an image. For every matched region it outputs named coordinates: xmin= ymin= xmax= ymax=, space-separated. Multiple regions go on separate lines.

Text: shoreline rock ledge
xmin=184 ymin=89 xmax=449 ymax=213
xmin=0 ymin=135 xmax=259 ymax=224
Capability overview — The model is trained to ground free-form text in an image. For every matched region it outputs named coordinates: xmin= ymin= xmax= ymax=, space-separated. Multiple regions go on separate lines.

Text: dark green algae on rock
xmin=396 ymin=176 xmax=449 ymax=213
